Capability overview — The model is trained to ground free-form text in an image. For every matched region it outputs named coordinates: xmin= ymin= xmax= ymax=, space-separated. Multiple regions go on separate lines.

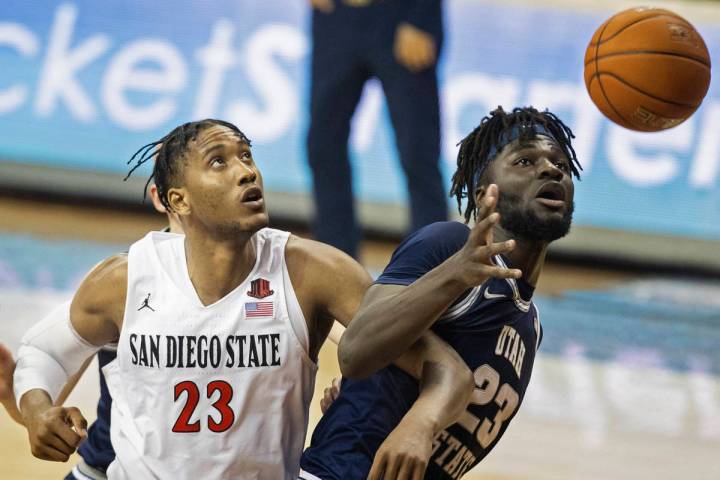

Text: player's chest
xmin=119 ymin=282 xmax=293 ymax=373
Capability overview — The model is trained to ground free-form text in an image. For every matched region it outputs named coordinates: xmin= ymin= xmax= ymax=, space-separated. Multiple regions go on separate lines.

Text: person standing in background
xmin=307 ymin=0 xmax=446 ymax=258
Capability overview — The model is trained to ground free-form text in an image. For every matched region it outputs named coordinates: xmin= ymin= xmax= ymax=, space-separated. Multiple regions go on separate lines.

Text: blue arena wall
xmin=0 ymin=1 xmax=718 ymax=240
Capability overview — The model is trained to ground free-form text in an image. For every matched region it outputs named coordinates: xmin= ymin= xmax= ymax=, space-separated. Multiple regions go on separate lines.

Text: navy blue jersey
xmin=76 ymin=347 xmax=116 ymax=472
xmin=301 ymin=222 xmax=542 ymax=479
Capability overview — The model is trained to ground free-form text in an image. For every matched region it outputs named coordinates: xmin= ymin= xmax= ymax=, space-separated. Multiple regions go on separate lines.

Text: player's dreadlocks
xmin=450 ymin=106 xmax=582 ymax=222
xmin=124 ymin=119 xmax=251 ymax=211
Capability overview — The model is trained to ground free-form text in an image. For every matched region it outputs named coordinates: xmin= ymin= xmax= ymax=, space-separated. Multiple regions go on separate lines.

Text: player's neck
xmin=183 ymin=230 xmax=257 ymax=306
xmin=494 ymin=227 xmax=547 ymax=287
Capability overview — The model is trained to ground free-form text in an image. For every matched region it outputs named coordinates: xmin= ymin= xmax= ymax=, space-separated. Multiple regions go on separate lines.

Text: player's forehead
xmin=498 ymin=135 xmax=564 ymax=158
xmin=194 ymin=125 xmax=248 ymax=153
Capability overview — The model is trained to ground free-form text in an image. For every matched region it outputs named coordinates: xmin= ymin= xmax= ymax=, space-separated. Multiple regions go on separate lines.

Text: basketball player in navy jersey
xmin=0 ymin=185 xmax=180 ymax=480
xmin=14 ymin=119 xmax=524 ymax=478
xmin=300 ymin=106 xmax=582 ymax=479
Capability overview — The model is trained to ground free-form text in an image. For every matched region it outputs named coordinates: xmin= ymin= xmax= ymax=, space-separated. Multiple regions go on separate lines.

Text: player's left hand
xmin=0 ymin=343 xmax=16 ymax=402
xmin=394 ymin=22 xmax=437 ymax=73
xmin=320 ymin=377 xmax=341 ymax=414
xmin=367 ymin=416 xmax=433 ymax=480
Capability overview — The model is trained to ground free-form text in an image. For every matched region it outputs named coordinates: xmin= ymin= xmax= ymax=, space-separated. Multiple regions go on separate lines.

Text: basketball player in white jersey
xmin=14 ymin=119 xmax=516 ymax=479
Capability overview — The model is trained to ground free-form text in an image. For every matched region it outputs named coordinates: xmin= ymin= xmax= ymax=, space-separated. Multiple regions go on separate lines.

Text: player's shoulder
xmin=75 ymin=254 xmax=128 ymax=306
xmin=85 ymin=254 xmax=128 ymax=283
xmin=285 ymin=235 xmax=370 ymax=280
xmin=285 ymin=235 xmax=372 ymax=305
xmin=411 ymin=221 xmax=470 ymax=244
xmin=392 ymin=221 xmax=469 ymax=262
xmin=285 ymin=234 xmax=346 ymax=267
xmin=398 ymin=221 xmax=469 ymax=254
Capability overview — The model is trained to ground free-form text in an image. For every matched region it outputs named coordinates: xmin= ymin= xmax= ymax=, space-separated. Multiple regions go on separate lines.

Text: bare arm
xmin=289 ymin=237 xmax=473 ymax=422
xmin=0 ymin=346 xmax=93 ymax=427
xmin=17 ymin=255 xmax=126 ymax=462
xmin=339 ymin=185 xmax=522 ymax=378
xmin=54 ymin=356 xmax=94 ymax=407
xmin=290 ymin=238 xmax=473 ymax=477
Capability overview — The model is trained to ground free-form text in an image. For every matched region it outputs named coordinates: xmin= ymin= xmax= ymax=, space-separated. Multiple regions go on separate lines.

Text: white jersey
xmin=103 ymin=229 xmax=318 ymax=479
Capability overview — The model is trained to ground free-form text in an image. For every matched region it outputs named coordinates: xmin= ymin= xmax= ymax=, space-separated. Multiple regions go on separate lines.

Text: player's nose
xmin=235 ymin=160 xmax=257 ymax=185
xmin=538 ymin=157 xmax=564 ymax=180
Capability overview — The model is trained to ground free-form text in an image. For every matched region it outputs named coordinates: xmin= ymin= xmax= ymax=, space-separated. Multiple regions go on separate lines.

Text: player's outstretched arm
xmin=294 ymin=240 xmax=473 ymax=410
xmin=339 ymin=185 xmax=522 ymax=378
xmin=16 ymin=254 xmax=126 ymax=462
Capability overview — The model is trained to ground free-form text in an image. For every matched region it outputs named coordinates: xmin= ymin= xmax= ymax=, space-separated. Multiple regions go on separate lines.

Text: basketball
xmin=584 ymin=7 xmax=711 ymax=132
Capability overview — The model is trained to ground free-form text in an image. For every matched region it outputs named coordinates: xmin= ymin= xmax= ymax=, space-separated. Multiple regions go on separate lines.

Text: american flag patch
xmin=245 ymin=301 xmax=273 ymax=318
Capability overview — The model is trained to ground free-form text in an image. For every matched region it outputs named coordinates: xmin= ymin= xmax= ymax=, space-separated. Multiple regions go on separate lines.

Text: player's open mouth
xmin=535 ymin=183 xmax=566 ymax=210
xmin=241 ymin=186 xmax=264 ymax=208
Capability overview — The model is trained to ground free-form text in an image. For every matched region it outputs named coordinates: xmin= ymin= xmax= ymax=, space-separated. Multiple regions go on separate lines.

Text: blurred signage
xmin=0 ymin=1 xmax=718 ymax=239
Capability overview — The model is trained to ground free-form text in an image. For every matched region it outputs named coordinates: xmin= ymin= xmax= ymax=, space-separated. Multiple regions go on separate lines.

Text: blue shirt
xmin=301 ymin=221 xmax=542 ymax=479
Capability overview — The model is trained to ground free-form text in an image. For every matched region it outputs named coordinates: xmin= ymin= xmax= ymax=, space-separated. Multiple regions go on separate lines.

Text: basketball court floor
xmin=0 ymin=196 xmax=718 ymax=479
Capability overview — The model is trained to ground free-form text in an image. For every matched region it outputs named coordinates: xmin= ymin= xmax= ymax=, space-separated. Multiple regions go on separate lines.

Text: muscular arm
xmin=339 ymin=268 xmax=467 ymax=379
xmin=0 ymin=348 xmax=92 ymax=426
xmin=339 ymin=188 xmax=520 ymax=378
xmin=287 ymin=237 xmax=473 ymax=432
xmin=16 ymin=254 xmax=126 ymax=462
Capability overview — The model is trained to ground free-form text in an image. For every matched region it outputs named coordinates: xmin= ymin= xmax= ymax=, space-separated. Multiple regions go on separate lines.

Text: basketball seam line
xmin=594 ymin=21 xmax=631 ymax=126
xmin=587 ymin=71 xmax=700 ymax=109
xmin=583 ymin=50 xmax=711 ymax=69
xmin=589 ymin=13 xmax=688 ymax=47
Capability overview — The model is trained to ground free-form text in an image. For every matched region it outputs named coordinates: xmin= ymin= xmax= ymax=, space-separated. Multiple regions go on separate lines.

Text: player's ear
xmin=167 ymin=187 xmax=190 ymax=216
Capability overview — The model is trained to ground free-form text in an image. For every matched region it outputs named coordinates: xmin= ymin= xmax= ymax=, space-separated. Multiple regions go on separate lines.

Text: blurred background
xmin=0 ymin=0 xmax=718 ymax=479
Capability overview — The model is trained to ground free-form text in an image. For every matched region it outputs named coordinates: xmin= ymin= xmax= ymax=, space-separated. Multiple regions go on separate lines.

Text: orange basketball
xmin=584 ymin=7 xmax=711 ymax=132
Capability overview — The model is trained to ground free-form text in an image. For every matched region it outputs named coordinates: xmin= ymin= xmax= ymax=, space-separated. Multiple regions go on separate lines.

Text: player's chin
xmin=531 ymin=203 xmax=568 ymax=223
xmin=243 ymin=211 xmax=269 ymax=230
xmin=228 ymin=205 xmax=267 ymax=231
xmin=540 ymin=214 xmax=573 ymax=241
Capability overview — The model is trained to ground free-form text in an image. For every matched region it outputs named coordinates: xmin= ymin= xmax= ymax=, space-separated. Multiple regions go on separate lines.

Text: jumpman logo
xmin=138 ymin=293 xmax=155 ymax=312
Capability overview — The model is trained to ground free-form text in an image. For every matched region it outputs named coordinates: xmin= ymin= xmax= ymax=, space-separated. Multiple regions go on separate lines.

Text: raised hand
xmin=448 ymin=184 xmax=522 ymax=287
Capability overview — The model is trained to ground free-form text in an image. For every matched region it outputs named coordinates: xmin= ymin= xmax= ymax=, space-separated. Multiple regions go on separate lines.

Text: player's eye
xmin=210 ymin=157 xmax=225 ymax=166
xmin=554 ymin=160 xmax=570 ymax=172
xmin=516 ymin=157 xmax=532 ymax=166
xmin=241 ymin=151 xmax=252 ymax=160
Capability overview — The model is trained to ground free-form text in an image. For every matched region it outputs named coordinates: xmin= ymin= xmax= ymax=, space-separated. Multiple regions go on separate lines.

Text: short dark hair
xmin=450 ymin=106 xmax=582 ymax=222
xmin=125 ymin=119 xmax=251 ymax=210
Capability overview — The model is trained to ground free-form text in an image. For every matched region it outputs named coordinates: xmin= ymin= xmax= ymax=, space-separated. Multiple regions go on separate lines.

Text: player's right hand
xmin=448 ymin=184 xmax=522 ymax=287
xmin=25 ymin=405 xmax=87 ymax=462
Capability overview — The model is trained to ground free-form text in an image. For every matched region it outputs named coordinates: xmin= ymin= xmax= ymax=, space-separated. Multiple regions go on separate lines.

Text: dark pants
xmin=307 ymin=6 xmax=447 ymax=258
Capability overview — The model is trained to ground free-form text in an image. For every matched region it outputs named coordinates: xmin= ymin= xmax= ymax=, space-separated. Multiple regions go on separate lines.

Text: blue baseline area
xmin=0 ymin=1 xmax=718 ymax=240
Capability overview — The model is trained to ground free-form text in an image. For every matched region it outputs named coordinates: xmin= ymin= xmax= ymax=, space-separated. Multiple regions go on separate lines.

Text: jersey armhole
xmin=281 ymin=249 xmax=317 ymax=368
